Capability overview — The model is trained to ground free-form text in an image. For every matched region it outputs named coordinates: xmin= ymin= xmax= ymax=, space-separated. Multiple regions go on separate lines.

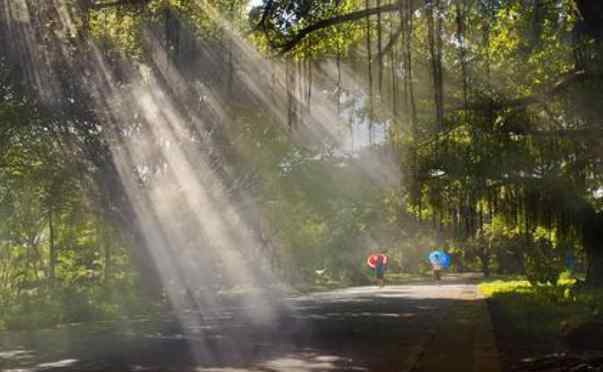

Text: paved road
xmin=0 ymin=276 xmax=500 ymax=372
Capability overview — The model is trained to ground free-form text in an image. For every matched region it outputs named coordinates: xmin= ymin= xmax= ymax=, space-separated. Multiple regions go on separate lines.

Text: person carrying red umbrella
xmin=367 ymin=253 xmax=388 ymax=287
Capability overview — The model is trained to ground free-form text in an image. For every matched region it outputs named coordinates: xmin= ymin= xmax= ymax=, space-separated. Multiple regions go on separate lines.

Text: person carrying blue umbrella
xmin=429 ymin=250 xmax=450 ymax=281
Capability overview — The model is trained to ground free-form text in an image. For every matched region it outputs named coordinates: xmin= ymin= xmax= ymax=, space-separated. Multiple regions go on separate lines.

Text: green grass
xmin=479 ymin=274 xmax=603 ymax=342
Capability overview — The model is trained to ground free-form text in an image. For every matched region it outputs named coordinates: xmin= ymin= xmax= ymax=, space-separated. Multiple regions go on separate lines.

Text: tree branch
xmin=518 ymin=127 xmax=603 ymax=139
xmin=455 ymin=70 xmax=594 ymax=112
xmin=275 ymin=3 xmax=401 ymax=55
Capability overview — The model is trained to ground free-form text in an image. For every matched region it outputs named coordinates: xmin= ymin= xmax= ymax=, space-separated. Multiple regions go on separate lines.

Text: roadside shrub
xmin=480 ymin=277 xmax=603 ymax=343
xmin=524 ymin=238 xmax=563 ymax=286
xmin=0 ymin=283 xmax=158 ymax=331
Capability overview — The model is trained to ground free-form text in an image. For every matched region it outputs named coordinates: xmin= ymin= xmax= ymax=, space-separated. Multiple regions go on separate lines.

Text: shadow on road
xmin=0 ymin=280 xmax=483 ymax=372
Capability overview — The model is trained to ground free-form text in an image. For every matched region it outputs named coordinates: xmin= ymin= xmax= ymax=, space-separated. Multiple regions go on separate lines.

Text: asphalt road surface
xmin=0 ymin=275 xmax=498 ymax=372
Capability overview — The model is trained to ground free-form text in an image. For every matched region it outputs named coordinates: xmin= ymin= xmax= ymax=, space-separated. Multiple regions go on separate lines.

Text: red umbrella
xmin=367 ymin=254 xmax=388 ymax=269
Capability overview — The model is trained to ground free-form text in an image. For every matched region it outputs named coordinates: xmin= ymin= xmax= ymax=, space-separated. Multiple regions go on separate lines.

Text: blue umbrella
xmin=429 ymin=250 xmax=451 ymax=269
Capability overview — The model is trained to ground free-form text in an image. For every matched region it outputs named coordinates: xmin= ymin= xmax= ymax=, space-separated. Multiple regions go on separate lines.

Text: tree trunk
xmin=165 ymin=7 xmax=181 ymax=64
xmin=586 ymin=247 xmax=603 ymax=286
xmin=104 ymin=231 xmax=111 ymax=284
xmin=48 ymin=207 xmax=56 ymax=286
xmin=481 ymin=241 xmax=491 ymax=277
xmin=481 ymin=257 xmax=490 ymax=277
xmin=584 ymin=211 xmax=603 ymax=286
xmin=574 ymin=0 xmax=603 ymax=40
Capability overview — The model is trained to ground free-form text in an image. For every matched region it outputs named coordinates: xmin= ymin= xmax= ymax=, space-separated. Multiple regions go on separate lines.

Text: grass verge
xmin=479 ymin=274 xmax=603 ymax=366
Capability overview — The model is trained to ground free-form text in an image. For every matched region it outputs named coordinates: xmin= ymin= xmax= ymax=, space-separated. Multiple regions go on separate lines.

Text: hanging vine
xmin=365 ymin=0 xmax=374 ymax=145
xmin=390 ymin=0 xmax=398 ymax=120
xmin=401 ymin=0 xmax=421 ymax=219
xmin=336 ymin=45 xmax=342 ymax=115
xmin=425 ymin=0 xmax=444 ymax=131
xmin=456 ymin=0 xmax=468 ymax=112
xmin=376 ymin=0 xmax=384 ymax=97
xmin=307 ymin=57 xmax=313 ymax=112
xmin=286 ymin=57 xmax=297 ymax=129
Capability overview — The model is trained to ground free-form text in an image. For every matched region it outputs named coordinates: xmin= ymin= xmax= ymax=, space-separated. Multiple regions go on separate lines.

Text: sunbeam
xmin=3 ymin=1 xmax=603 ymax=371
xmin=1 ymin=0 xmax=413 ymax=368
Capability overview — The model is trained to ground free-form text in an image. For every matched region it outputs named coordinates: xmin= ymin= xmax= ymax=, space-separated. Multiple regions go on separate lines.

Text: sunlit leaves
xmin=88 ymin=0 xmax=251 ymax=57
xmin=90 ymin=9 xmax=144 ymax=57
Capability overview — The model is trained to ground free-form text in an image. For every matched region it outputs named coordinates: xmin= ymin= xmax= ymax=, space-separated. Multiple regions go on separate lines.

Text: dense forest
xmin=1 ymin=0 xmax=603 ymax=330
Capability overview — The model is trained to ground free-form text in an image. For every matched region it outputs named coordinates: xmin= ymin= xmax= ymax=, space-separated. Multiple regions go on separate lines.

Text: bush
xmin=0 ymin=284 xmax=159 ymax=331
xmin=524 ymin=238 xmax=564 ymax=286
xmin=479 ymin=277 xmax=603 ymax=342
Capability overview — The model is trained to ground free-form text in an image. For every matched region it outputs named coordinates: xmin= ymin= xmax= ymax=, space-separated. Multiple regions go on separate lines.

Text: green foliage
xmin=524 ymin=238 xmax=564 ymax=286
xmin=0 ymin=284 xmax=157 ymax=331
xmin=480 ymin=276 xmax=602 ymax=341
xmin=0 ymin=75 xmax=153 ymax=331
xmin=89 ymin=0 xmax=253 ymax=58
xmin=71 ymin=0 xmax=603 ymax=287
